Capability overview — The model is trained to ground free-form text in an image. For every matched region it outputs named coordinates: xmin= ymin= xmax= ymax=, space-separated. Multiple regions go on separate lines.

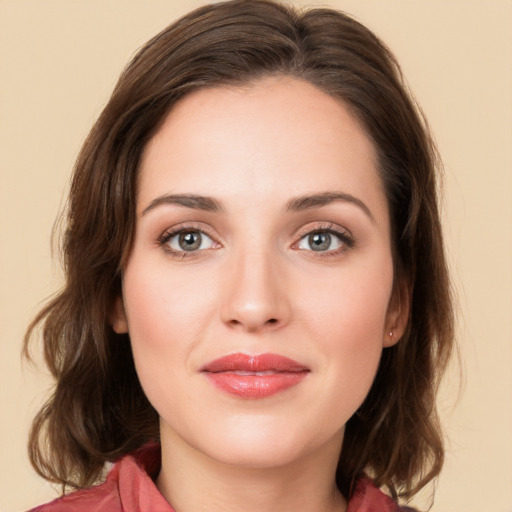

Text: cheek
xmin=301 ymin=255 xmax=393 ymax=340
xmin=298 ymin=255 xmax=393 ymax=397
xmin=124 ymin=256 xmax=212 ymax=330
xmin=121 ymin=261 xmax=216 ymax=385
xmin=121 ymin=264 xmax=219 ymax=430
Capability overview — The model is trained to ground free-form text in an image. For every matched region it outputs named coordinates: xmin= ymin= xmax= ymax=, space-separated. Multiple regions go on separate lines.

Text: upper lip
xmin=201 ymin=353 xmax=309 ymax=373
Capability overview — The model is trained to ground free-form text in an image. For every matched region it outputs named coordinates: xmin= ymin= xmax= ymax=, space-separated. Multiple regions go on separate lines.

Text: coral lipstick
xmin=201 ymin=353 xmax=309 ymax=399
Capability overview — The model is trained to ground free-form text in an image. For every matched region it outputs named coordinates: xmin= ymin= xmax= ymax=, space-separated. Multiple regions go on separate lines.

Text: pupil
xmin=179 ymin=231 xmax=201 ymax=251
xmin=309 ymin=232 xmax=331 ymax=251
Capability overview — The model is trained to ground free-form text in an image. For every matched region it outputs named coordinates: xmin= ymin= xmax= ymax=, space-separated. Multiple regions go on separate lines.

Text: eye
xmin=161 ymin=229 xmax=217 ymax=253
xmin=295 ymin=228 xmax=353 ymax=254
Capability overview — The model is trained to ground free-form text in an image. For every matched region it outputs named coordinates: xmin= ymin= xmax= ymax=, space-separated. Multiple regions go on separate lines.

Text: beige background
xmin=1 ymin=1 xmax=511 ymax=511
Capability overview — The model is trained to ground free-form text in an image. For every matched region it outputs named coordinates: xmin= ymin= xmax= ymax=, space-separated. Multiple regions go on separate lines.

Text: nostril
xmin=267 ymin=318 xmax=278 ymax=324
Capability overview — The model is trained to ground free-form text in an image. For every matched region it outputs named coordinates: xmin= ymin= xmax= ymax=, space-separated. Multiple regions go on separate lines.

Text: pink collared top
xmin=29 ymin=443 xmax=407 ymax=512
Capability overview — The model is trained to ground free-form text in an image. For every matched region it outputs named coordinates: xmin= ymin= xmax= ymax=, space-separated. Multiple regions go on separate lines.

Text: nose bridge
xmin=221 ymin=241 xmax=289 ymax=331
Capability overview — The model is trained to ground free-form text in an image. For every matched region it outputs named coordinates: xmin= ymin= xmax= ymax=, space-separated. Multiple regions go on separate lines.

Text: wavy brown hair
xmin=25 ymin=0 xmax=454 ymax=503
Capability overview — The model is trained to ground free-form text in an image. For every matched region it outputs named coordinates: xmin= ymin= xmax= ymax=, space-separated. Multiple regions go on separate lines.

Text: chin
xmin=164 ymin=411 xmax=345 ymax=471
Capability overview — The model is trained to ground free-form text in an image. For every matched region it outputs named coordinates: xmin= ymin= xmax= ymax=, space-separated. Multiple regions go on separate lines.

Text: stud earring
xmin=388 ymin=331 xmax=393 ymax=338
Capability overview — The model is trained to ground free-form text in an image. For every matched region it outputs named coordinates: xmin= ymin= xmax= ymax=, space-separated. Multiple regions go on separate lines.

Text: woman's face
xmin=113 ymin=76 xmax=402 ymax=470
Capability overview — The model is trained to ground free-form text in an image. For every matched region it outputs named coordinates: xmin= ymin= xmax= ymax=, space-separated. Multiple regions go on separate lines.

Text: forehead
xmin=138 ymin=76 xmax=386 ymax=218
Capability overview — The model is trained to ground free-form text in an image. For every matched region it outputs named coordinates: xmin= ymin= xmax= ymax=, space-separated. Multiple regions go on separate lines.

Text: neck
xmin=156 ymin=426 xmax=346 ymax=512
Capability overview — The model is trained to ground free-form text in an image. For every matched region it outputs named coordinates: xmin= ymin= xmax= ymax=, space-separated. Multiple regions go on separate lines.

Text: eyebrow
xmin=141 ymin=191 xmax=374 ymax=222
xmin=141 ymin=194 xmax=223 ymax=215
xmin=286 ymin=192 xmax=374 ymax=222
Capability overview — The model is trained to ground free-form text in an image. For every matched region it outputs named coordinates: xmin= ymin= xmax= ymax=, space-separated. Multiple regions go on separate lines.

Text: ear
xmin=383 ymin=278 xmax=410 ymax=348
xmin=111 ymin=296 xmax=129 ymax=334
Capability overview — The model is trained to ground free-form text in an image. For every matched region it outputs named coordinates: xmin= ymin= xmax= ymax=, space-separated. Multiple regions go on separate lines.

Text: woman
xmin=25 ymin=1 xmax=454 ymax=510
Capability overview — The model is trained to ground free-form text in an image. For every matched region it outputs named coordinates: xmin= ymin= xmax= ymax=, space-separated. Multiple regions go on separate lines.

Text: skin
xmin=112 ymin=76 xmax=406 ymax=512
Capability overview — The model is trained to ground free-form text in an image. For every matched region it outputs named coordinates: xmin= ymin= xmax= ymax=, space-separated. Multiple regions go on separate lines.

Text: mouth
xmin=200 ymin=353 xmax=310 ymax=399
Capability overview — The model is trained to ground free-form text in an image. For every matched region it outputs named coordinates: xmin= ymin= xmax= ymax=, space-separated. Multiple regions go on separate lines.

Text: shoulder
xmin=27 ymin=461 xmax=127 ymax=512
xmin=27 ymin=480 xmax=121 ymax=512
xmin=28 ymin=443 xmax=173 ymax=512
xmin=347 ymin=476 xmax=418 ymax=512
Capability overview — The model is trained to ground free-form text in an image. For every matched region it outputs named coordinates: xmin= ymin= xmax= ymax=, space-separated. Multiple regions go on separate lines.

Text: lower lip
xmin=204 ymin=372 xmax=308 ymax=399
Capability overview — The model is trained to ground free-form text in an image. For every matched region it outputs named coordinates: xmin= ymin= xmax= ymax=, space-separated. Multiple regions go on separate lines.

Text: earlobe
xmin=111 ymin=296 xmax=129 ymax=334
xmin=384 ymin=329 xmax=400 ymax=347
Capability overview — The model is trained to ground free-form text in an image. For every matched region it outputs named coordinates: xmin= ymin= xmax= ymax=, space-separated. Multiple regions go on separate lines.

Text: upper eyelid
xmin=158 ymin=223 xmax=218 ymax=244
xmin=294 ymin=222 xmax=352 ymax=239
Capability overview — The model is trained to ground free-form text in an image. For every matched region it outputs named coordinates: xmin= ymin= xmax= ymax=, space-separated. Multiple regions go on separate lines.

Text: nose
xmin=220 ymin=248 xmax=291 ymax=333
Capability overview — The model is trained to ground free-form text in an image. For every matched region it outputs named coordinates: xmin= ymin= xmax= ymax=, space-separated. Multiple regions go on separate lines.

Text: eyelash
xmin=157 ymin=223 xmax=218 ymax=259
xmin=156 ymin=222 xmax=355 ymax=259
xmin=293 ymin=223 xmax=355 ymax=258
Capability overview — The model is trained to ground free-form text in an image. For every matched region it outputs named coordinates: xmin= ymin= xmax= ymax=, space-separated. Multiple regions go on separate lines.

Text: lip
xmin=201 ymin=353 xmax=310 ymax=399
